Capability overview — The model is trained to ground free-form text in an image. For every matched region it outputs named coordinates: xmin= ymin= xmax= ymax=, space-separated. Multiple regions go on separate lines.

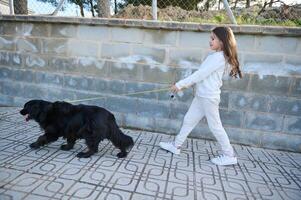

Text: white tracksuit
xmin=174 ymin=51 xmax=234 ymax=157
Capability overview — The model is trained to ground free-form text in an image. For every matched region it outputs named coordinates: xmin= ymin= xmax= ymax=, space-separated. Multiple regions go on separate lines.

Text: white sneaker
xmin=210 ymin=155 xmax=237 ymax=166
xmin=159 ymin=142 xmax=181 ymax=154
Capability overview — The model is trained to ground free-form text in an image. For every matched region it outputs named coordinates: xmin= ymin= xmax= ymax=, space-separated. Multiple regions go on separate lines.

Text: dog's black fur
xmin=20 ymin=100 xmax=134 ymax=158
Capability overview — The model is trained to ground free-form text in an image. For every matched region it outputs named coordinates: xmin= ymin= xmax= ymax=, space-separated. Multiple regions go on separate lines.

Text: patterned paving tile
xmin=0 ymin=108 xmax=301 ymax=200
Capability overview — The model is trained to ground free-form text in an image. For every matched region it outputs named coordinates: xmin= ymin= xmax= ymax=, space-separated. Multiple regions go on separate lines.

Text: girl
xmin=160 ymin=26 xmax=242 ymax=166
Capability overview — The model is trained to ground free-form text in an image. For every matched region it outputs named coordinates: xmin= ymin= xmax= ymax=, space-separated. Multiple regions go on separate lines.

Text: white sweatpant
xmin=175 ymin=96 xmax=234 ymax=157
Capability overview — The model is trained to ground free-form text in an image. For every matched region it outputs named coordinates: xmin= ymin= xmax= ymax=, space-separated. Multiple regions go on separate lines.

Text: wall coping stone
xmin=1 ymin=15 xmax=301 ymax=37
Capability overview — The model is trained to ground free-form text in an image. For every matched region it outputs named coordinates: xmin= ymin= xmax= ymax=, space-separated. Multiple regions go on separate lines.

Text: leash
xmin=66 ymin=86 xmax=172 ymax=103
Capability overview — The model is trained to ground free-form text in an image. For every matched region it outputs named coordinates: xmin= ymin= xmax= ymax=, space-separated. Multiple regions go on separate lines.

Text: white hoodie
xmin=175 ymin=51 xmax=226 ymax=100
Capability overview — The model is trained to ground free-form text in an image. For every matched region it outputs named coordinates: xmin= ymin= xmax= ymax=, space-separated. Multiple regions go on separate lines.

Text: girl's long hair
xmin=212 ymin=27 xmax=242 ymax=79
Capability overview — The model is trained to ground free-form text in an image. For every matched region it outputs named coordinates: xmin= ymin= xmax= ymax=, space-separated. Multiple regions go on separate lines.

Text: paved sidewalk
xmin=0 ymin=107 xmax=300 ymax=200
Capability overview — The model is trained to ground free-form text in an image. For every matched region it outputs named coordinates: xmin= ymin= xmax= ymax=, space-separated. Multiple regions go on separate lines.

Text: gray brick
xmin=63 ymin=75 xmax=90 ymax=91
xmin=169 ymin=48 xmax=203 ymax=67
xmin=236 ymin=35 xmax=256 ymax=51
xmin=269 ymin=97 xmax=301 ymax=116
xmin=221 ymin=74 xmax=250 ymax=91
xmin=220 ymin=91 xmax=229 ymax=109
xmin=243 ymin=53 xmax=283 ymax=64
xmin=28 ymin=23 xmax=50 ymax=37
xmin=41 ymin=38 xmax=68 ymax=56
xmin=0 ymin=22 xmax=23 ymax=36
xmin=0 ymin=52 xmax=22 ymax=67
xmin=249 ymin=74 xmax=292 ymax=96
xmin=50 ymin=24 xmax=77 ymax=38
xmin=225 ymin=127 xmax=261 ymax=147
xmin=178 ymin=32 xmax=208 ymax=48
xmin=290 ymin=78 xmax=301 ymax=98
xmin=142 ymin=64 xmax=175 ymax=84
xmin=170 ymin=102 xmax=190 ymax=120
xmin=36 ymin=71 xmax=64 ymax=87
xmin=13 ymin=96 xmax=31 ymax=106
xmin=124 ymin=82 xmax=158 ymax=99
xmin=136 ymin=99 xmax=170 ymax=118
xmin=101 ymin=43 xmax=130 ymax=59
xmin=89 ymin=78 xmax=108 ymax=93
xmin=16 ymin=38 xmax=42 ymax=53
xmin=77 ymin=25 xmax=109 ymax=41
xmin=48 ymin=56 xmax=73 ymax=72
xmin=0 ymin=67 xmax=13 ymax=79
xmin=13 ymin=69 xmax=35 ymax=83
xmin=0 ymin=94 xmax=14 ymax=106
xmin=105 ymin=96 xmax=137 ymax=114
xmin=67 ymin=40 xmax=98 ymax=57
xmin=261 ymin=132 xmax=301 ymax=152
xmin=170 ymin=103 xmax=190 ymax=121
xmin=109 ymin=61 xmax=140 ymax=81
xmin=0 ymin=80 xmax=22 ymax=96
xmin=77 ymin=58 xmax=107 ymax=77
xmin=0 ymin=52 xmax=11 ymax=66
xmin=190 ymin=123 xmax=212 ymax=140
xmin=255 ymin=35 xmax=298 ymax=54
xmin=285 ymin=55 xmax=301 ymax=67
xmin=107 ymin=80 xmax=125 ymax=95
xmin=220 ymin=109 xmax=242 ymax=127
xmin=111 ymin=27 xmax=143 ymax=43
xmin=144 ymin=29 xmax=177 ymax=46
xmin=22 ymin=84 xmax=47 ymax=99
xmin=124 ymin=113 xmax=156 ymax=131
xmin=132 ymin=46 xmax=166 ymax=64
xmin=229 ymin=92 xmax=269 ymax=112
xmin=283 ymin=116 xmax=301 ymax=136
xmin=24 ymin=54 xmax=48 ymax=69
xmin=0 ymin=36 xmax=15 ymax=51
xmin=153 ymin=117 xmax=181 ymax=135
xmin=175 ymin=67 xmax=196 ymax=81
xmin=245 ymin=112 xmax=283 ymax=132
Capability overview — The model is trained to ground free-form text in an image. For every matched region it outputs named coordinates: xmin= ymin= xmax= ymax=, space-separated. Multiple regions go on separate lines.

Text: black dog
xmin=20 ymin=100 xmax=134 ymax=158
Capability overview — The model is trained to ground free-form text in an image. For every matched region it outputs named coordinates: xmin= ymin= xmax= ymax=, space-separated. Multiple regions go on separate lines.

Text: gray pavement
xmin=0 ymin=107 xmax=300 ymax=200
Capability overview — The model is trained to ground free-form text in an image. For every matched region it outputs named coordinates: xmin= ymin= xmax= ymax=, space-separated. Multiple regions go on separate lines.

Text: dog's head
xmin=20 ymin=100 xmax=52 ymax=122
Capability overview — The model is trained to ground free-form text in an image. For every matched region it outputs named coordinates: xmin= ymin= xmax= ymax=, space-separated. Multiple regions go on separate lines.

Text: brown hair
xmin=212 ymin=27 xmax=242 ymax=79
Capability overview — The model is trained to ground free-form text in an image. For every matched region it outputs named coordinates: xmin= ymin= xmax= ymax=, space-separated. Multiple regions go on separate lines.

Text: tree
xmin=37 ymin=0 xmax=100 ymax=17
xmin=98 ymin=0 xmax=110 ymax=17
xmin=14 ymin=0 xmax=28 ymax=14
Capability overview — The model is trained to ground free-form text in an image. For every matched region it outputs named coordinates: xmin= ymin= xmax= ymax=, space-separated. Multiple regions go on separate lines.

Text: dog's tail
xmin=109 ymin=115 xmax=134 ymax=150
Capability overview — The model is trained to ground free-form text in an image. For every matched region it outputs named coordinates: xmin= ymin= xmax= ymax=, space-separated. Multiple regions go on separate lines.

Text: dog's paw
xmin=117 ymin=151 xmax=127 ymax=158
xmin=76 ymin=152 xmax=92 ymax=158
xmin=60 ymin=144 xmax=72 ymax=151
xmin=29 ymin=142 xmax=40 ymax=149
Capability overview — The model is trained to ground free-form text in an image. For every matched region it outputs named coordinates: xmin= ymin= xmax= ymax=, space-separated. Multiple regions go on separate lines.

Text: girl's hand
xmin=171 ymin=85 xmax=180 ymax=93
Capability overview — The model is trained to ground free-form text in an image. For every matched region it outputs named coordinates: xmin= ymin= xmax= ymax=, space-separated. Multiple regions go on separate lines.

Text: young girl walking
xmin=160 ymin=26 xmax=242 ymax=166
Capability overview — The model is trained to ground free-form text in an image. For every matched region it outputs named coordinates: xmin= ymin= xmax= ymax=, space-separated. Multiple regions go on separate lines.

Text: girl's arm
xmin=175 ymin=53 xmax=225 ymax=90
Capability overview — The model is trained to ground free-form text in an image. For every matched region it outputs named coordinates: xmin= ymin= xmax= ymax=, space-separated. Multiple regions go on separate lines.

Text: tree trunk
xmin=14 ymin=0 xmax=28 ymax=14
xmin=234 ymin=0 xmax=239 ymax=9
xmin=114 ymin=0 xmax=118 ymax=14
xmin=97 ymin=0 xmax=110 ymax=18
xmin=204 ymin=0 xmax=210 ymax=11
xmin=218 ymin=0 xmax=221 ymax=10
xmin=89 ymin=0 xmax=95 ymax=17
xmin=269 ymin=0 xmax=273 ymax=7
xmin=246 ymin=0 xmax=250 ymax=8
xmin=79 ymin=3 xmax=85 ymax=17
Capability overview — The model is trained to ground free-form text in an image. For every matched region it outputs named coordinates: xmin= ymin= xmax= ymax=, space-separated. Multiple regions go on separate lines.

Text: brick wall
xmin=0 ymin=16 xmax=300 ymax=152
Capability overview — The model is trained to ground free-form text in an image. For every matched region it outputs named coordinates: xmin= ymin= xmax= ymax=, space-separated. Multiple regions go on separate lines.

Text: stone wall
xmin=0 ymin=15 xmax=301 ymax=152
